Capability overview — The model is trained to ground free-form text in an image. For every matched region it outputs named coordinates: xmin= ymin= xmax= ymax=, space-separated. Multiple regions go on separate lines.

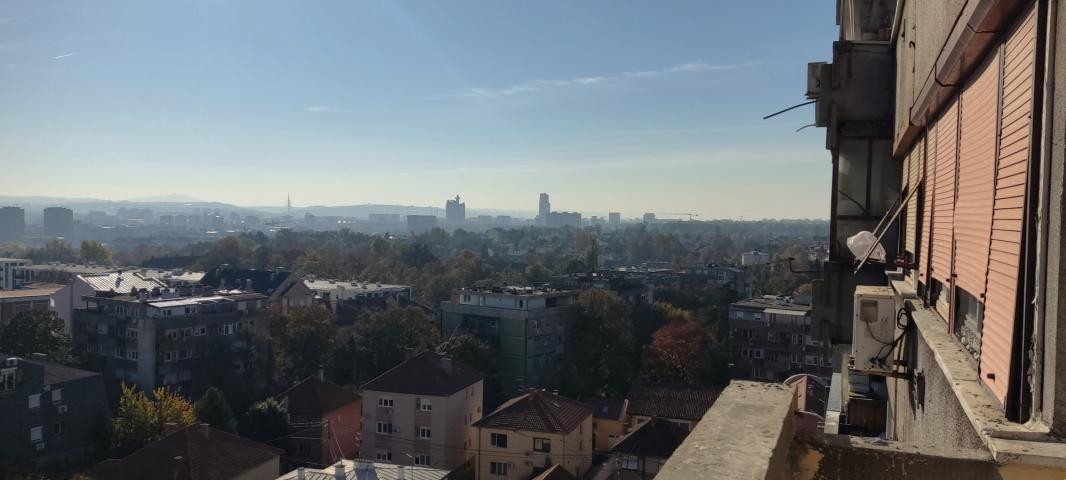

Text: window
xmin=954 ymin=288 xmax=984 ymax=361
xmin=164 ymin=351 xmax=175 ymax=362
xmin=751 ymin=366 xmax=767 ymax=379
xmin=220 ymin=324 xmax=235 ymax=335
xmin=30 ymin=426 xmax=43 ymax=443
xmin=414 ymin=454 xmax=431 ymax=466
xmin=490 ymin=432 xmax=508 ymax=448
xmin=418 ymin=426 xmax=431 ymax=439
xmin=790 ymin=352 xmax=801 ymax=365
xmin=194 ymin=326 xmax=207 ymax=336
xmin=375 ymin=450 xmax=392 ymax=461
xmin=378 ymin=397 xmax=394 ymax=408
xmin=767 ymin=332 xmax=779 ymax=343
xmin=617 ymin=455 xmax=640 ymax=470
xmin=184 ymin=307 xmax=192 ymax=315
xmin=126 ymin=328 xmax=137 ymax=339
xmin=163 ymin=309 xmax=172 ymax=317
xmin=805 ymin=355 xmax=820 ymax=366
xmin=181 ymin=328 xmax=192 ymax=338
xmin=166 ymin=330 xmax=179 ymax=340
xmin=53 ymin=421 xmax=64 ymax=436
xmin=29 ymin=394 xmax=40 ymax=409
xmin=417 ymin=398 xmax=432 ymax=411
xmin=127 ymin=350 xmax=138 ymax=361
xmin=2 ymin=370 xmax=19 ymax=391
xmin=490 ymin=462 xmax=509 ymax=476
xmin=752 ymin=349 xmax=764 ymax=360
xmin=533 ymin=437 xmax=551 ymax=452
xmin=790 ymin=333 xmax=802 ymax=345
xmin=740 ymin=348 xmax=750 ymax=358
xmin=178 ymin=349 xmax=190 ymax=360
xmin=51 ymin=388 xmax=61 ymax=403
xmin=376 ymin=422 xmax=392 ymax=434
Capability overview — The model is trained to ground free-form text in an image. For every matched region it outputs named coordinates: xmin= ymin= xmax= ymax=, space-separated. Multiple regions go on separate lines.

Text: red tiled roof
xmin=626 ymin=381 xmax=721 ymax=421
xmin=82 ymin=424 xmax=281 ymax=480
xmin=360 ymin=351 xmax=483 ymax=397
xmin=474 ymin=391 xmax=591 ymax=434
xmin=279 ymin=376 xmax=360 ymax=417
xmin=531 ymin=464 xmax=578 ymax=480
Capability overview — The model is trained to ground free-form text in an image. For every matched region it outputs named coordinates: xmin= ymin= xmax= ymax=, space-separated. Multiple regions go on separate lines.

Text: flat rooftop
xmin=458 ymin=285 xmax=573 ymax=296
xmin=93 ymin=292 xmax=267 ymax=308
xmin=304 ymin=279 xmax=410 ymax=292
xmin=731 ymin=296 xmax=811 ymax=312
xmin=0 ymin=283 xmax=65 ymax=299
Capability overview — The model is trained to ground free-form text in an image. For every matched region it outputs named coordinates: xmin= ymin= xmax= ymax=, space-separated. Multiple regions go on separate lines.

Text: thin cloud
xmin=451 ymin=61 xmax=753 ymax=99
xmin=52 ymin=52 xmax=79 ymax=60
xmin=305 ymin=106 xmax=343 ymax=113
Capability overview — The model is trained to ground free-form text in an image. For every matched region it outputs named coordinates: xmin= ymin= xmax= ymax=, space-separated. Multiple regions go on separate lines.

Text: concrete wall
xmin=1043 ymin=0 xmax=1066 ymax=435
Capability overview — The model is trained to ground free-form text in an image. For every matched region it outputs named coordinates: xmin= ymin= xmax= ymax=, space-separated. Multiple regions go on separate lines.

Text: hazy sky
xmin=0 ymin=1 xmax=837 ymax=219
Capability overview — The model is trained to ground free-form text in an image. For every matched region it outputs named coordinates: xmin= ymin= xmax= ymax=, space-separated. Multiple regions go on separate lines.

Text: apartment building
xmin=0 ymin=354 xmax=110 ymax=468
xmin=440 ymin=287 xmax=580 ymax=404
xmin=276 ymin=375 xmax=361 ymax=468
xmin=0 ymin=258 xmax=32 ymax=290
xmin=607 ymin=418 xmax=688 ymax=480
xmin=0 ymin=206 xmax=25 ymax=243
xmin=580 ymin=397 xmax=628 ymax=453
xmin=42 ymin=207 xmax=74 ymax=239
xmin=199 ymin=266 xmax=314 ymax=311
xmin=71 ymin=291 xmax=271 ymax=398
xmin=359 ymin=351 xmax=484 ymax=471
xmin=659 ymin=0 xmax=1066 ymax=478
xmin=0 ymin=283 xmax=68 ymax=325
xmin=406 ymin=215 xmax=438 ymax=234
xmin=728 ymin=297 xmax=832 ymax=382
xmin=548 ymin=272 xmax=653 ymax=306
xmin=473 ymin=390 xmax=592 ymax=480
xmin=304 ymin=278 xmax=411 ymax=323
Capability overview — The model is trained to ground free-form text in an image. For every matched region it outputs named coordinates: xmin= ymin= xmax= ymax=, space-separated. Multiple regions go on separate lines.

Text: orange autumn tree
xmin=641 ymin=313 xmax=712 ymax=385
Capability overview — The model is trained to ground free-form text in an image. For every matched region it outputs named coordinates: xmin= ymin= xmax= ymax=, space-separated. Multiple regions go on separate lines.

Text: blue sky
xmin=0 ymin=1 xmax=838 ymax=219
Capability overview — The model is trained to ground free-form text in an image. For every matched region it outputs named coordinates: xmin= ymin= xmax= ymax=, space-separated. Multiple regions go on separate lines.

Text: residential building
xmin=20 ymin=262 xmax=123 ymax=285
xmin=59 ymin=271 xmax=171 ymax=332
xmin=608 ymin=212 xmax=621 ymax=227
xmin=642 ymin=213 xmax=655 ymax=224
xmin=607 ymin=418 xmax=688 ymax=480
xmin=580 ymin=396 xmax=628 ymax=453
xmin=440 ymin=286 xmax=580 ymax=404
xmin=538 ymin=193 xmax=550 ymax=226
xmin=740 ymin=251 xmax=771 ymax=266
xmin=680 ymin=263 xmax=752 ymax=297
xmin=660 ymin=1 xmax=1066 ymax=478
xmin=277 ymin=375 xmax=361 ymax=468
xmin=0 ymin=206 xmax=25 ymax=243
xmin=276 ymin=459 xmax=450 ymax=480
xmin=0 ymin=283 xmax=68 ymax=325
xmin=0 ymin=257 xmax=32 ymax=290
xmin=546 ymin=211 xmax=581 ymax=228
xmin=728 ymin=297 xmax=831 ymax=382
xmin=446 ymin=195 xmax=466 ymax=224
xmin=625 ymin=382 xmax=719 ymax=432
xmin=42 ymin=207 xmax=74 ymax=239
xmin=82 ymin=424 xmax=282 ymax=480
xmin=72 ymin=292 xmax=271 ymax=398
xmin=474 ymin=390 xmax=592 ymax=480
xmin=304 ymin=278 xmax=411 ymax=324
xmin=359 ymin=351 xmax=484 ymax=471
xmin=406 ymin=215 xmax=438 ymax=234
xmin=530 ymin=464 xmax=578 ymax=480
xmin=200 ymin=266 xmax=314 ymax=311
xmin=0 ymin=353 xmax=110 ymax=468
xmin=549 ymin=272 xmax=653 ymax=306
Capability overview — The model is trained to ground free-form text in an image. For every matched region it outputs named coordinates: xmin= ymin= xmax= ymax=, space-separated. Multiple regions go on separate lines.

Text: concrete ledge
xmin=791 ymin=431 xmax=998 ymax=479
xmin=657 ymin=381 xmax=795 ymax=480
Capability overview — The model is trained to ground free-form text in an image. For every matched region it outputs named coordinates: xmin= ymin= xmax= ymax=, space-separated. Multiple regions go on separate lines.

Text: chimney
xmin=318 ymin=366 xmax=325 ymax=381
xmin=441 ymin=357 xmax=452 ymax=375
xmin=334 ymin=464 xmax=345 ymax=480
xmin=396 ymin=465 xmax=406 ymax=480
xmin=297 ymin=468 xmax=306 ymax=480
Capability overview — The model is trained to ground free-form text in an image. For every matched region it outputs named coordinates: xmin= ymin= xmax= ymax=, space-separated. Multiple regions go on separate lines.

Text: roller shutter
xmin=981 ymin=5 xmax=1037 ymax=405
xmin=930 ymin=99 xmax=958 ymax=285
xmin=918 ymin=124 xmax=936 ymax=285
xmin=905 ymin=137 xmax=922 ymax=258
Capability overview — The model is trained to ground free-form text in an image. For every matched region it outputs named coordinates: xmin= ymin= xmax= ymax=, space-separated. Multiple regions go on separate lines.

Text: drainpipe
xmin=1034 ymin=0 xmax=1057 ymax=425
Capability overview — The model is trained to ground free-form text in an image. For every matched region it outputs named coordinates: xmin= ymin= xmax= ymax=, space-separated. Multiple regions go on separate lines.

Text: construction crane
xmin=658 ymin=212 xmax=700 ymax=221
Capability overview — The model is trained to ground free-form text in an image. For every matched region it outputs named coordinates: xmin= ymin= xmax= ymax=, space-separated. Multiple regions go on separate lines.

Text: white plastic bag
xmin=847 ymin=231 xmax=886 ymax=263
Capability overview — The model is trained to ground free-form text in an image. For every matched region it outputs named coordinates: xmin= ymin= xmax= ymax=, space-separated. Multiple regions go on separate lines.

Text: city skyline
xmin=0 ymin=0 xmax=838 ymax=219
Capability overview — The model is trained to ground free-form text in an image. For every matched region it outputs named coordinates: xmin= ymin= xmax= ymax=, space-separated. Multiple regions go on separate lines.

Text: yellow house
xmin=474 ymin=390 xmax=593 ymax=480
xmin=581 ymin=397 xmax=628 ymax=453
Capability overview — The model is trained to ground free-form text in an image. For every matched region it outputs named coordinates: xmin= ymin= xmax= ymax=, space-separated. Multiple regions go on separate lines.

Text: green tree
xmin=111 ymin=384 xmax=196 ymax=455
xmin=0 ymin=311 xmax=73 ymax=365
xmin=241 ymin=398 xmax=289 ymax=443
xmin=79 ymin=240 xmax=114 ymax=265
xmin=194 ymin=387 xmax=238 ymax=432
xmin=352 ymin=306 xmax=440 ymax=379
xmin=269 ymin=306 xmax=337 ymax=384
xmin=560 ymin=290 xmax=636 ymax=397
xmin=524 ymin=263 xmax=552 ymax=284
xmin=437 ymin=334 xmax=493 ymax=374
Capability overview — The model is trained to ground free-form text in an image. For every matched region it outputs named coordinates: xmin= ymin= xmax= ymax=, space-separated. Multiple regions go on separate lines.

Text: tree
xmin=0 ymin=311 xmax=73 ymax=365
xmin=79 ymin=240 xmax=114 ymax=265
xmin=524 ymin=263 xmax=551 ymax=284
xmin=194 ymin=387 xmax=237 ymax=432
xmin=241 ymin=398 xmax=289 ymax=443
xmin=111 ymin=384 xmax=196 ymax=455
xmin=641 ymin=316 xmax=712 ymax=385
xmin=351 ymin=306 xmax=440 ymax=379
xmin=560 ymin=290 xmax=636 ymax=397
xmin=437 ymin=334 xmax=493 ymax=374
xmin=269 ymin=306 xmax=337 ymax=384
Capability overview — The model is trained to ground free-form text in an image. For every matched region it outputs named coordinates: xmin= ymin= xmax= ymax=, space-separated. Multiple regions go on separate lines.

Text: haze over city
xmin=1 ymin=0 xmax=837 ymax=219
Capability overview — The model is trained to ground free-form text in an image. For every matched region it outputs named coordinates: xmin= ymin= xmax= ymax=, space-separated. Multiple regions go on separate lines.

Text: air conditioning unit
xmin=57 ymin=405 xmax=68 ymax=414
xmin=852 ymin=285 xmax=897 ymax=374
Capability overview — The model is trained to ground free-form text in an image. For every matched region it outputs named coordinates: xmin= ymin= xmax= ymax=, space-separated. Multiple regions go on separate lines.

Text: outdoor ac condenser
xmin=851 ymin=285 xmax=897 ymax=374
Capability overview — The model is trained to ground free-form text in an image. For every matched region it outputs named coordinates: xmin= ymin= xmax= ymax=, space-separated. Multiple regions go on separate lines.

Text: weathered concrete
xmin=790 ymin=431 xmax=998 ymax=479
xmin=1043 ymin=0 xmax=1066 ymax=436
xmin=657 ymin=381 xmax=795 ymax=480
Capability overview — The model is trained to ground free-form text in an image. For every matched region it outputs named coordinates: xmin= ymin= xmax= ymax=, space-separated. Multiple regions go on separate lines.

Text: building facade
xmin=0 ymin=283 xmax=68 ymax=325
xmin=608 ymin=212 xmax=621 ymax=227
xmin=440 ymin=287 xmax=580 ymax=404
xmin=359 ymin=351 xmax=484 ymax=471
xmin=0 ymin=258 xmax=32 ymax=290
xmin=0 ymin=354 xmax=110 ymax=468
xmin=72 ymin=292 xmax=271 ymax=398
xmin=0 ymin=207 xmax=25 ymax=243
xmin=473 ymin=391 xmax=592 ymax=480
xmin=549 ymin=272 xmax=653 ymax=306
xmin=277 ymin=375 xmax=362 ymax=468
xmin=406 ymin=215 xmax=438 ymax=234
xmin=446 ymin=195 xmax=466 ymax=224
xmin=538 ymin=193 xmax=550 ymax=226
xmin=740 ymin=251 xmax=771 ymax=266
xmin=728 ymin=297 xmax=832 ymax=382
xmin=42 ymin=207 xmax=74 ymax=239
